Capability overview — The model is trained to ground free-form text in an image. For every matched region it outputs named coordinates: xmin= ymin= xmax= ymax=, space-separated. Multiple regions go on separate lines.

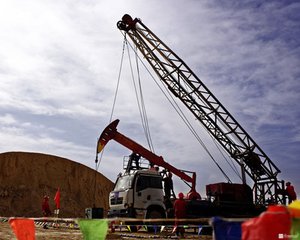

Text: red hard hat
xmin=178 ymin=192 xmax=184 ymax=199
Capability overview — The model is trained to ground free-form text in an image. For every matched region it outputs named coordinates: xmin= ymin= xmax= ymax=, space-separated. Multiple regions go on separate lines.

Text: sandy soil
xmin=0 ymin=152 xmax=114 ymax=218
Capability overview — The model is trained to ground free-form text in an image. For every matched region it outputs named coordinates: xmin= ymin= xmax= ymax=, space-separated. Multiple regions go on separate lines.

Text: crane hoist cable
xmin=211 ymin=135 xmax=242 ymax=181
xmin=125 ymin=39 xmax=155 ymax=152
xmin=95 ymin=36 xmax=126 ymax=171
xmin=159 ymin=73 xmax=233 ymax=183
xmin=179 ymin=80 xmax=240 ymax=180
xmin=134 ymin=51 xmax=155 ymax=153
xmin=180 ymin=82 xmax=241 ymax=180
xmin=120 ymin=31 xmax=234 ymax=183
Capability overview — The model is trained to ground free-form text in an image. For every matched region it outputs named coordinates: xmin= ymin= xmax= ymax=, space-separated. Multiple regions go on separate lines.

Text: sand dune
xmin=0 ymin=152 xmax=113 ymax=218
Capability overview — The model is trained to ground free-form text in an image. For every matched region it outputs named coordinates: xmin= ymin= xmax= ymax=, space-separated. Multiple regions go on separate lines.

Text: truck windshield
xmin=114 ymin=175 xmax=134 ymax=191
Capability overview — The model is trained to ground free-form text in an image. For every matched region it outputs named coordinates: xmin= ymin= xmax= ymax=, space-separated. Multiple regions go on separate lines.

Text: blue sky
xmin=0 ymin=0 xmax=299 ymax=198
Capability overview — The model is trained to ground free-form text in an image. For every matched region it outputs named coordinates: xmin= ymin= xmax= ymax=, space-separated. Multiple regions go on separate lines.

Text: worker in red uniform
xmin=42 ymin=195 xmax=52 ymax=229
xmin=42 ymin=195 xmax=52 ymax=217
xmin=285 ymin=182 xmax=297 ymax=204
xmin=173 ymin=192 xmax=187 ymax=237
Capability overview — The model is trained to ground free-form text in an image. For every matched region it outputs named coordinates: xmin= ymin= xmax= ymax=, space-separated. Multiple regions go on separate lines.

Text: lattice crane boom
xmin=117 ymin=14 xmax=285 ymax=204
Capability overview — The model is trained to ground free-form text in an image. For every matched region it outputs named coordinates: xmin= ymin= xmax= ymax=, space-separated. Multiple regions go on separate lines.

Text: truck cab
xmin=108 ymin=159 xmax=166 ymax=219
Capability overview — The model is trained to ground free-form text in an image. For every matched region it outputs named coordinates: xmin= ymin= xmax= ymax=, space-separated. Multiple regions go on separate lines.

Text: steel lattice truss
xmin=117 ymin=15 xmax=285 ymax=205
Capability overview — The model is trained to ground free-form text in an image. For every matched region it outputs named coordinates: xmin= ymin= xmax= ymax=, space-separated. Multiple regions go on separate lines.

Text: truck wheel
xmin=146 ymin=208 xmax=165 ymax=232
xmin=147 ymin=209 xmax=163 ymax=219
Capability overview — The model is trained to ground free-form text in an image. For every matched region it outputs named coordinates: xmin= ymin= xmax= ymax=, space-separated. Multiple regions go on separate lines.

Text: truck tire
xmin=147 ymin=209 xmax=164 ymax=219
xmin=146 ymin=207 xmax=166 ymax=232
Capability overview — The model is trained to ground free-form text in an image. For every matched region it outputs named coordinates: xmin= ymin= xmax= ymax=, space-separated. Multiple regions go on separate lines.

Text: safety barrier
xmin=1 ymin=201 xmax=300 ymax=240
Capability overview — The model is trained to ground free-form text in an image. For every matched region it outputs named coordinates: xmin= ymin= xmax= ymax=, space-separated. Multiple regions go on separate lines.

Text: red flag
xmin=9 ymin=218 xmax=35 ymax=240
xmin=54 ymin=187 xmax=60 ymax=209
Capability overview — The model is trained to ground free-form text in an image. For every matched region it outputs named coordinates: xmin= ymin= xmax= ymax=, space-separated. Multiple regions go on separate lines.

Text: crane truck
xmin=97 ymin=14 xmax=287 ymax=219
xmin=98 ymin=119 xmax=262 ymax=219
xmin=98 ymin=119 xmax=201 ymax=219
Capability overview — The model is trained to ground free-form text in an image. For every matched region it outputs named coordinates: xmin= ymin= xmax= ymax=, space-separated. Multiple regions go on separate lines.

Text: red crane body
xmin=97 ymin=119 xmax=200 ymax=199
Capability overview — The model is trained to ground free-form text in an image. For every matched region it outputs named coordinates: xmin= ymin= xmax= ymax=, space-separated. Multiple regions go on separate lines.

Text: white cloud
xmin=0 ymin=0 xmax=299 ymax=196
xmin=0 ymin=114 xmax=17 ymax=125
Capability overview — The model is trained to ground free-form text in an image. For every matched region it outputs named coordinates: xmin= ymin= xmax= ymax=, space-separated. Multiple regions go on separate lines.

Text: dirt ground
xmin=0 ymin=221 xmax=83 ymax=240
xmin=0 ymin=221 xmax=212 ymax=240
